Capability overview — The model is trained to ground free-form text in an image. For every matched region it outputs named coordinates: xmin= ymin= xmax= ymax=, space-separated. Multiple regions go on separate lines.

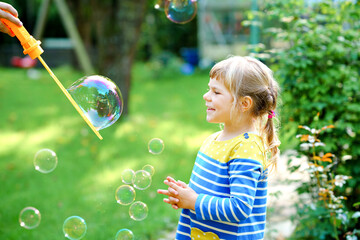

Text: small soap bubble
xmin=115 ymin=228 xmax=134 ymax=240
xmin=129 ymin=201 xmax=148 ymax=221
xmin=115 ymin=185 xmax=136 ymax=206
xmin=148 ymin=138 xmax=164 ymax=155
xmin=67 ymin=75 xmax=123 ymax=130
xmin=19 ymin=207 xmax=41 ymax=229
xmin=133 ymin=170 xmax=151 ymax=190
xmin=63 ymin=216 xmax=87 ymax=240
xmin=34 ymin=149 xmax=58 ymax=173
xmin=142 ymin=164 xmax=155 ymax=176
xmin=165 ymin=0 xmax=197 ymax=24
xmin=121 ymin=169 xmax=135 ymax=184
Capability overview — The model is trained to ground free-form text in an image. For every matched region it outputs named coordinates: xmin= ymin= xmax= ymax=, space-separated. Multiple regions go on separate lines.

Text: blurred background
xmin=0 ymin=0 xmax=359 ymax=239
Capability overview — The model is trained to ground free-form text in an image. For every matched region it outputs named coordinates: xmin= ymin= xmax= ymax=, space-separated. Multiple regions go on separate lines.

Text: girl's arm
xmin=194 ymin=158 xmax=262 ymax=222
xmin=163 ymin=158 xmax=263 ymax=223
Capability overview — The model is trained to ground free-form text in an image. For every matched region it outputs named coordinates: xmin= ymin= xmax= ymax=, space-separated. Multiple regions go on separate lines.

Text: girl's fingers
xmin=157 ymin=189 xmax=170 ymax=196
xmin=168 ymin=186 xmax=178 ymax=196
xmin=171 ymin=204 xmax=179 ymax=210
xmin=178 ymin=180 xmax=187 ymax=188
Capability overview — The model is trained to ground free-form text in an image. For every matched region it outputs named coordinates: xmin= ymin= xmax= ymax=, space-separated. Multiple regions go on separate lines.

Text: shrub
xmin=248 ymin=0 xmax=360 ymax=218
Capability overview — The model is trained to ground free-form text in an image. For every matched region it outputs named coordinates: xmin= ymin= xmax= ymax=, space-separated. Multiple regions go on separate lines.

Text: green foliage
xmin=288 ymin=118 xmax=359 ymax=239
xmin=253 ymin=0 xmax=360 ymax=224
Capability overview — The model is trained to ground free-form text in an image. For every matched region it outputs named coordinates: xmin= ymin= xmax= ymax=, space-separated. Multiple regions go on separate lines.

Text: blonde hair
xmin=209 ymin=56 xmax=281 ymax=169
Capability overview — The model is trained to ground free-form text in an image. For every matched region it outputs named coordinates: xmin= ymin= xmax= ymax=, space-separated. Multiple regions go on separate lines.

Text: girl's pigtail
xmin=265 ymin=110 xmax=280 ymax=170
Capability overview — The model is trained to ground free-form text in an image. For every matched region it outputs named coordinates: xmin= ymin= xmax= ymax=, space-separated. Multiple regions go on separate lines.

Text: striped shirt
xmin=176 ymin=132 xmax=268 ymax=240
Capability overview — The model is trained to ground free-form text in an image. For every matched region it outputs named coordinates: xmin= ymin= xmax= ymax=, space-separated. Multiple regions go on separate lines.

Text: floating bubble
xmin=148 ymin=138 xmax=164 ymax=155
xmin=142 ymin=164 xmax=155 ymax=176
xmin=165 ymin=0 xmax=197 ymax=24
xmin=33 ymin=148 xmax=58 ymax=173
xmin=115 ymin=185 xmax=136 ymax=205
xmin=129 ymin=201 xmax=148 ymax=221
xmin=67 ymin=75 xmax=123 ymax=131
xmin=121 ymin=169 xmax=135 ymax=184
xmin=19 ymin=207 xmax=41 ymax=229
xmin=133 ymin=170 xmax=151 ymax=190
xmin=63 ymin=216 xmax=87 ymax=240
xmin=115 ymin=228 xmax=134 ymax=240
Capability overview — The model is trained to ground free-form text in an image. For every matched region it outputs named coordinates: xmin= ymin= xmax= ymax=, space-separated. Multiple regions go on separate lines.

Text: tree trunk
xmin=68 ymin=0 xmax=147 ymax=115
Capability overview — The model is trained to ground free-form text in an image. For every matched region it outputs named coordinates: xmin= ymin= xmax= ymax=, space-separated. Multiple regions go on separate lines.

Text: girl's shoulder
xmin=229 ymin=133 xmax=267 ymax=167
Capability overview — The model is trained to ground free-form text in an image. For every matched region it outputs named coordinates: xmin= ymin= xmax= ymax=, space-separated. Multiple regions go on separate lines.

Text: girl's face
xmin=203 ymin=78 xmax=234 ymax=125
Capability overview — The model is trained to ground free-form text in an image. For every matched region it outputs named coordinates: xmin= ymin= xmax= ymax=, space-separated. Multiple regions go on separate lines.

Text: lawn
xmin=0 ymin=61 xmax=295 ymax=240
xmin=0 ymin=62 xmax=219 ymax=240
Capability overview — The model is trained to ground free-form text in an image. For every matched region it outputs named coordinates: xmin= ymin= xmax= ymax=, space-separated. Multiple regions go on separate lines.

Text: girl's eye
xmin=214 ymin=91 xmax=220 ymax=95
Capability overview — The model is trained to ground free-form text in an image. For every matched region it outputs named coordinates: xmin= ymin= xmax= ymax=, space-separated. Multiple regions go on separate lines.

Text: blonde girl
xmin=158 ymin=56 xmax=280 ymax=240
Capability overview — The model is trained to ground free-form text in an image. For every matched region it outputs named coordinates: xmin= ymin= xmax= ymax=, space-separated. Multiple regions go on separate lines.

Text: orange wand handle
xmin=0 ymin=14 xmax=43 ymax=59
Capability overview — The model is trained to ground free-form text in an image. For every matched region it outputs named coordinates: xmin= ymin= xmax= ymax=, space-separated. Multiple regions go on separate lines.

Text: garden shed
xmin=197 ymin=0 xmax=258 ymax=61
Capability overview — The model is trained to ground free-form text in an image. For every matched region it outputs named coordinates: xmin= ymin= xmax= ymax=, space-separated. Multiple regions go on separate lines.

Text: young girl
xmin=157 ymin=56 xmax=280 ymax=240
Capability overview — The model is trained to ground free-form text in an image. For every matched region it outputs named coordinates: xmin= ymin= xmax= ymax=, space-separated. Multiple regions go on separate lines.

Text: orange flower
xmin=300 ymin=135 xmax=309 ymax=142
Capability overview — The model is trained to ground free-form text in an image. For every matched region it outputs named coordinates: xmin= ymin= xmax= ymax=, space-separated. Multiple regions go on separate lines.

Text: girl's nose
xmin=203 ymin=91 xmax=210 ymax=101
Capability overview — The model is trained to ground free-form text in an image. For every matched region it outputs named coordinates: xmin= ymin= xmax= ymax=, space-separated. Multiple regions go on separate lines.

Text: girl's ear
xmin=240 ymin=96 xmax=253 ymax=112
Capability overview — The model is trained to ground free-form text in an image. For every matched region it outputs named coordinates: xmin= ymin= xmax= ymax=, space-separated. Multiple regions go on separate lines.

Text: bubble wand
xmin=0 ymin=15 xmax=103 ymax=140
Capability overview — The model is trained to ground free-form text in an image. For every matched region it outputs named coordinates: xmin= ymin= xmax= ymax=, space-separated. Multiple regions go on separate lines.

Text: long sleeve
xmin=194 ymin=158 xmax=262 ymax=222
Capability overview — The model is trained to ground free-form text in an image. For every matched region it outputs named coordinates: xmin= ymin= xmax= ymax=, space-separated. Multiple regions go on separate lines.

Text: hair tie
xmin=268 ymin=110 xmax=275 ymax=119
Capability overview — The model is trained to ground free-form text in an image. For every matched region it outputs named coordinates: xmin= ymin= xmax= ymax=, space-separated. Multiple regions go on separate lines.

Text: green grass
xmin=0 ymin=63 xmax=218 ymax=240
xmin=0 ymin=62 xmax=295 ymax=240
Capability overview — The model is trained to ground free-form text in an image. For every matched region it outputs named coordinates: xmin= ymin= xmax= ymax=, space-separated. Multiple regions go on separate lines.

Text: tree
xmin=67 ymin=0 xmax=148 ymax=115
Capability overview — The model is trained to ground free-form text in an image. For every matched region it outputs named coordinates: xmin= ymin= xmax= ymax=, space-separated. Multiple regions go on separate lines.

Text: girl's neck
xmin=217 ymin=122 xmax=257 ymax=141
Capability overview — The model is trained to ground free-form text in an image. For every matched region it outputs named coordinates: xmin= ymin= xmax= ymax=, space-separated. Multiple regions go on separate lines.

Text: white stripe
xmin=230 ymin=161 xmax=261 ymax=167
xmin=199 ymin=196 xmax=206 ymax=219
xmin=253 ymin=203 xmax=267 ymax=208
xmin=231 ymin=183 xmax=256 ymax=191
xmin=176 ymin=230 xmax=191 ymax=238
xmin=194 ymin=162 xmax=228 ymax=178
xmin=228 ymin=170 xmax=261 ymax=175
xmin=208 ymin=196 xmax=214 ymax=220
xmin=215 ymin=199 xmax=221 ymax=221
xmin=251 ymin=212 xmax=266 ymax=216
xmin=190 ymin=180 xmax=230 ymax=196
xmin=222 ymin=198 xmax=231 ymax=222
xmin=232 ymin=192 xmax=255 ymax=200
xmin=229 ymin=174 xmax=257 ymax=182
xmin=193 ymin=171 xmax=230 ymax=187
xmin=238 ymin=220 xmax=266 ymax=227
xmin=238 ymin=197 xmax=252 ymax=209
xmin=255 ymin=195 xmax=267 ymax=199
xmin=233 ymin=200 xmax=249 ymax=218
xmin=229 ymin=199 xmax=240 ymax=222
xmin=198 ymin=153 xmax=228 ymax=169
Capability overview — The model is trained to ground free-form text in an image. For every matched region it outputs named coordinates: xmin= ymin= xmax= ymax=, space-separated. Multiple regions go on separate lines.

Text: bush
xmin=250 ymin=0 xmax=359 ymax=216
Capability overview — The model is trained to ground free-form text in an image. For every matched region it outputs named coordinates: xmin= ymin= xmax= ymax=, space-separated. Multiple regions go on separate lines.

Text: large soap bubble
xmin=67 ymin=75 xmax=123 ymax=130
xmin=121 ymin=169 xmax=135 ymax=184
xmin=165 ymin=0 xmax=197 ymax=24
xmin=63 ymin=216 xmax=87 ymax=240
xmin=19 ymin=207 xmax=41 ymax=229
xmin=34 ymin=148 xmax=58 ymax=173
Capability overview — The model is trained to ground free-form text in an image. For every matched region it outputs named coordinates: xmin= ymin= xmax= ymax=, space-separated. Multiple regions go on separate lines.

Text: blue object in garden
xmin=180 ymin=63 xmax=195 ymax=75
xmin=180 ymin=48 xmax=199 ymax=66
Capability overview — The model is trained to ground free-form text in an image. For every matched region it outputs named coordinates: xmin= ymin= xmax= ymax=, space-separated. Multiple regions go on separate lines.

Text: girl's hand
xmin=158 ymin=176 xmax=198 ymax=210
xmin=157 ymin=176 xmax=187 ymax=209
